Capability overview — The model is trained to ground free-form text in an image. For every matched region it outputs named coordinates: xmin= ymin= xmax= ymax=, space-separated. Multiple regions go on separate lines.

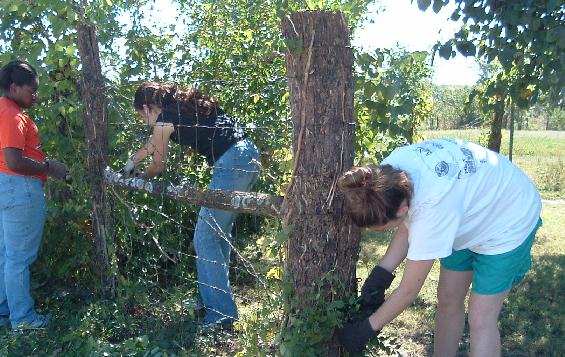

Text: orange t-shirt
xmin=0 ymin=97 xmax=47 ymax=181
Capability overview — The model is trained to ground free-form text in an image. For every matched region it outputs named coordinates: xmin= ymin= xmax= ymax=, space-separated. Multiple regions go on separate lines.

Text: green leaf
xmin=455 ymin=41 xmax=476 ymax=57
xmin=275 ymin=224 xmax=293 ymax=244
xmin=550 ymin=27 xmax=565 ymax=49
xmin=438 ymin=44 xmax=452 ymax=59
xmin=243 ymin=29 xmax=253 ymax=41
xmin=498 ymin=47 xmax=515 ymax=70
xmin=432 ymin=0 xmax=444 ymax=13
xmin=266 ymin=266 xmax=281 ymax=280
xmin=417 ymin=0 xmax=431 ymax=11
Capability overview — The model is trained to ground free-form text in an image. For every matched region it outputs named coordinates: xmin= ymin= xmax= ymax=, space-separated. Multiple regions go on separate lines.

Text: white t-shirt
xmin=381 ymin=138 xmax=541 ymax=260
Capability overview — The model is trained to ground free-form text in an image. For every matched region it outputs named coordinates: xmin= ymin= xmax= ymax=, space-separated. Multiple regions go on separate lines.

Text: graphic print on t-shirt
xmin=458 ymin=147 xmax=477 ymax=178
xmin=411 ymin=139 xmax=484 ymax=180
xmin=414 ymin=146 xmax=432 ymax=156
xmin=435 ymin=161 xmax=450 ymax=177
xmin=382 ymin=137 xmax=542 ymax=259
xmin=410 ymin=139 xmax=483 ymax=180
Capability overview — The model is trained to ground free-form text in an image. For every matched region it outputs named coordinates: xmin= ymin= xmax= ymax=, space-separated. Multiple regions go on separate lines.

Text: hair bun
xmin=337 ymin=166 xmax=376 ymax=191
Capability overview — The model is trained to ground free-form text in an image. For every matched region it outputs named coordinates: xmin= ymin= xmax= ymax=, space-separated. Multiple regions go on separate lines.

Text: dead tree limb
xmin=104 ymin=168 xmax=283 ymax=218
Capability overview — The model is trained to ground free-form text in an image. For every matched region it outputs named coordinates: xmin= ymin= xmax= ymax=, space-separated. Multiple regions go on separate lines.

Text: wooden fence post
xmin=76 ymin=20 xmax=114 ymax=291
xmin=281 ymin=11 xmax=361 ymax=354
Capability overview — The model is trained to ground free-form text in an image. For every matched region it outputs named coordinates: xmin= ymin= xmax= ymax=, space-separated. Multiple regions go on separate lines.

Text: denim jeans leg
xmin=194 ymin=138 xmax=260 ymax=324
xmin=0 ymin=174 xmax=46 ymax=327
xmin=194 ymin=206 xmax=238 ymax=323
xmin=0 ymin=214 xmax=7 ymax=317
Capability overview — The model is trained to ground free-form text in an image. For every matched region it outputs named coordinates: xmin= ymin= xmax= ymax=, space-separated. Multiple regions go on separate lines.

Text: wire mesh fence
xmin=100 ymin=77 xmax=291 ymax=351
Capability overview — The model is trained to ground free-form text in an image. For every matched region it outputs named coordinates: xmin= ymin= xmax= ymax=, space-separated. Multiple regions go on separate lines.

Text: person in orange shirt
xmin=0 ymin=60 xmax=66 ymax=331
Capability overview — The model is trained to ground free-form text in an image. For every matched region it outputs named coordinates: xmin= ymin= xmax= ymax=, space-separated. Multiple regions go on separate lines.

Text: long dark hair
xmin=133 ymin=81 xmax=218 ymax=116
xmin=337 ymin=165 xmax=412 ymax=227
xmin=0 ymin=60 xmax=38 ymax=91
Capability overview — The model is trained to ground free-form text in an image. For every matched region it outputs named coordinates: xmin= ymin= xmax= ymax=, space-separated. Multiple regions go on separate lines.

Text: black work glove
xmin=361 ymin=265 xmax=395 ymax=305
xmin=355 ymin=298 xmax=383 ymax=321
xmin=337 ymin=318 xmax=379 ymax=354
xmin=46 ymin=159 xmax=67 ymax=180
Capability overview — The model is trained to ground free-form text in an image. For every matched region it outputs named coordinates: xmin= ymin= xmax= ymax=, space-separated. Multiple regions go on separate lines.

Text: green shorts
xmin=440 ymin=218 xmax=542 ymax=295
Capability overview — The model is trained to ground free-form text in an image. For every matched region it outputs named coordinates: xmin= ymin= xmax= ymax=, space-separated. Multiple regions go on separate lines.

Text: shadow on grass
xmin=500 ymin=253 xmax=564 ymax=356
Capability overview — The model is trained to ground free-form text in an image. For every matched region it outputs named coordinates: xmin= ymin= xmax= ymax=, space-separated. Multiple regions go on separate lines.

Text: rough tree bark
xmin=509 ymin=101 xmax=515 ymax=161
xmin=281 ymin=11 xmax=361 ymax=355
xmin=488 ymin=101 xmax=505 ymax=153
xmin=76 ymin=21 xmax=114 ymax=290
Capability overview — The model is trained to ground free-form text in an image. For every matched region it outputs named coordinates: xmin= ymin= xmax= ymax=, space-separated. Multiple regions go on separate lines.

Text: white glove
xmin=122 ymin=158 xmax=140 ymax=178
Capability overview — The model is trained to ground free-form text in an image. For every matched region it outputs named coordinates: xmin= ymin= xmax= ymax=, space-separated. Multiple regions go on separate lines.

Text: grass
xmin=359 ymin=193 xmax=565 ymax=356
xmin=420 ymin=129 xmax=565 ymax=200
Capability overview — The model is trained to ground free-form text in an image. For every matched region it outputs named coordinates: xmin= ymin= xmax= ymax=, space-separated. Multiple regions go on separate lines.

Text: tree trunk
xmin=509 ymin=101 xmax=515 ymax=161
xmin=281 ymin=11 xmax=361 ymax=356
xmin=76 ymin=22 xmax=114 ymax=290
xmin=488 ymin=103 xmax=505 ymax=153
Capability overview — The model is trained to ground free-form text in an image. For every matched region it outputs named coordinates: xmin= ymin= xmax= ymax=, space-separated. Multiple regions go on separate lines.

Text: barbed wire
xmin=102 ymin=75 xmax=289 ymax=337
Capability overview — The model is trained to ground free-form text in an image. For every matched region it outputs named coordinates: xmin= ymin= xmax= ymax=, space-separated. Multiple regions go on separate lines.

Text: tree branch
xmin=104 ymin=168 xmax=283 ymax=218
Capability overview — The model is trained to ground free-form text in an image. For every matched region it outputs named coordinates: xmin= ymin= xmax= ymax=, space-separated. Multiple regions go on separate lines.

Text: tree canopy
xmin=419 ymin=0 xmax=565 ymax=108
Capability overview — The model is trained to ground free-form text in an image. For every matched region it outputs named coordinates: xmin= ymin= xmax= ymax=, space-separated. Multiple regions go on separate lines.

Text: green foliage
xmin=536 ymin=158 xmax=564 ymax=195
xmin=0 ymin=283 xmax=201 ymax=356
xmin=235 ymin=273 xmax=285 ymax=357
xmin=429 ymin=84 xmax=482 ymax=129
xmin=276 ymin=0 xmax=373 ymax=27
xmin=424 ymin=0 xmax=565 ymax=108
xmin=522 ymin=88 xmax=565 ymax=130
xmin=420 ymin=0 xmax=565 ymax=149
xmin=354 ymin=48 xmax=433 ymax=162
xmin=278 ymin=287 xmax=346 ymax=355
xmin=543 ymin=107 xmax=565 ymax=131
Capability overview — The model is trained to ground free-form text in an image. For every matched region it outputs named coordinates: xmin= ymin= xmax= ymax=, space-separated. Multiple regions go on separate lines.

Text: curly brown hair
xmin=337 ymin=165 xmax=412 ymax=227
xmin=133 ymin=81 xmax=218 ymax=116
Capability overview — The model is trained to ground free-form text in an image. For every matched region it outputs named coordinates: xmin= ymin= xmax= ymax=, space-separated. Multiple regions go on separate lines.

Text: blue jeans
xmin=0 ymin=174 xmax=46 ymax=327
xmin=194 ymin=138 xmax=260 ymax=324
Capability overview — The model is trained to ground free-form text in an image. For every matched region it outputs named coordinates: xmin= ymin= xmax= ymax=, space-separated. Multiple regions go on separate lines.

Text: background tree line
xmin=429 ymin=83 xmax=565 ymax=131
